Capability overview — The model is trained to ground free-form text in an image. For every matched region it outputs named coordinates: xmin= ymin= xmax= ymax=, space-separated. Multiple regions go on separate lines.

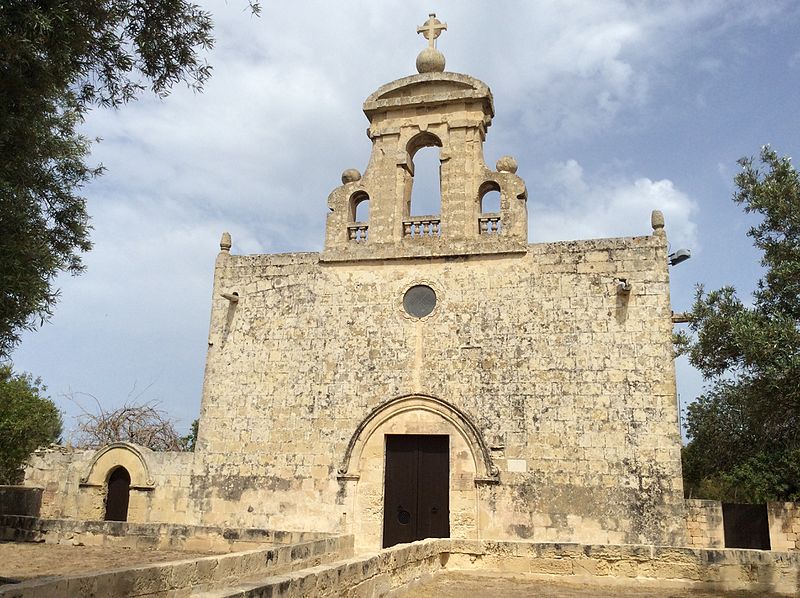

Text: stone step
xmin=189 ymin=561 xmax=347 ymax=597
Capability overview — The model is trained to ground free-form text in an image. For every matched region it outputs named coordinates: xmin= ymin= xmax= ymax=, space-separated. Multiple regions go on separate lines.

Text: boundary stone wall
xmin=768 ymin=502 xmax=800 ymax=551
xmin=0 ymin=516 xmax=333 ymax=552
xmin=0 ymin=487 xmax=42 ymax=517
xmin=685 ymin=500 xmax=800 ymax=551
xmin=24 ymin=446 xmax=196 ymax=523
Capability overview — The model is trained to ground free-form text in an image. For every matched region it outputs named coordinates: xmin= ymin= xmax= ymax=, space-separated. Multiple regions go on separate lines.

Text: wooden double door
xmin=382 ymin=434 xmax=450 ymax=548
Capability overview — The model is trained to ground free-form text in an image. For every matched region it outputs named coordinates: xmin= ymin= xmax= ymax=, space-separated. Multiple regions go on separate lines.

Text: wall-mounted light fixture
xmin=668 ymin=249 xmax=691 ymax=266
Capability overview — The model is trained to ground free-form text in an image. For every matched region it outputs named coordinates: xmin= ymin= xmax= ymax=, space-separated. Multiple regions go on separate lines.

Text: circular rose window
xmin=403 ymin=285 xmax=437 ymax=318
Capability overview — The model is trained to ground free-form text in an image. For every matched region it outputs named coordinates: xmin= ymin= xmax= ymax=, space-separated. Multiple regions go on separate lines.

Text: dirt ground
xmin=0 ymin=541 xmax=219 ymax=584
xmin=395 ymin=571 xmax=785 ymax=598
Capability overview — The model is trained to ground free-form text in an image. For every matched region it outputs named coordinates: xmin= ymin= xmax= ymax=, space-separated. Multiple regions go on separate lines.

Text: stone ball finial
xmin=496 ymin=156 xmax=518 ymax=174
xmin=416 ymin=47 xmax=446 ymax=73
xmin=416 ymin=13 xmax=447 ymax=73
xmin=651 ymin=210 xmax=665 ymax=232
xmin=341 ymin=169 xmax=362 ymax=184
xmin=220 ymin=231 xmax=232 ymax=252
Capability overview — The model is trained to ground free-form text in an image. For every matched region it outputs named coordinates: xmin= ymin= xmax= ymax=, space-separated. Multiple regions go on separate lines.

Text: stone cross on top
xmin=417 ymin=13 xmax=447 ymax=48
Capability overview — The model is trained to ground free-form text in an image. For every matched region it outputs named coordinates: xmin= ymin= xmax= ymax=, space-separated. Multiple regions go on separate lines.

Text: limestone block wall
xmin=23 ymin=445 xmax=196 ymax=523
xmin=196 ymin=231 xmax=685 ymax=548
xmin=0 ymin=515 xmax=336 ymax=551
xmin=769 ymin=502 xmax=800 ymax=550
xmin=684 ymin=499 xmax=800 ymax=550
xmin=684 ymin=499 xmax=724 ymax=548
xmin=25 ymin=447 xmax=93 ymax=519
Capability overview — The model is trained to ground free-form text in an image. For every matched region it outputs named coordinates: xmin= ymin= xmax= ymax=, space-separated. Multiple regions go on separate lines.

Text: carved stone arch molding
xmin=79 ymin=442 xmax=156 ymax=490
xmin=338 ymin=394 xmax=499 ymax=483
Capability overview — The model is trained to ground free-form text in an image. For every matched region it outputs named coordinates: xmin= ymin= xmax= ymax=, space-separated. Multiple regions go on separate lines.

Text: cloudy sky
xmin=11 ymin=1 xmax=800 ymax=440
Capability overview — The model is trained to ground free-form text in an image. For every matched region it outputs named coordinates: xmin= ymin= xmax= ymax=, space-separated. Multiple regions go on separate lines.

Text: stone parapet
xmin=0 ymin=534 xmax=354 ymax=597
xmin=196 ymin=539 xmax=800 ymax=597
xmin=4 ymin=527 xmax=798 ymax=596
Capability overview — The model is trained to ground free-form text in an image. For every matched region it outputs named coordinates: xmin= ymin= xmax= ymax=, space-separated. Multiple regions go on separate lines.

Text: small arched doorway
xmin=104 ymin=466 xmax=131 ymax=521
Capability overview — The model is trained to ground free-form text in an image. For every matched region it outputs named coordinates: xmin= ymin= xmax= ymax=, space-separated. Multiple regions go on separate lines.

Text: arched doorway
xmin=104 ymin=466 xmax=131 ymax=521
xmin=338 ymin=394 xmax=498 ymax=550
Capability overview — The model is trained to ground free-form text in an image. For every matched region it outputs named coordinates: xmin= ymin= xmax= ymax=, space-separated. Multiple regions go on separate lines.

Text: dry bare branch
xmin=66 ymin=392 xmax=184 ymax=451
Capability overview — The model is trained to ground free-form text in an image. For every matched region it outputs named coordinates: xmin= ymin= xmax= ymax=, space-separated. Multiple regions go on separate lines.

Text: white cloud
xmin=531 ymin=160 xmax=698 ymax=250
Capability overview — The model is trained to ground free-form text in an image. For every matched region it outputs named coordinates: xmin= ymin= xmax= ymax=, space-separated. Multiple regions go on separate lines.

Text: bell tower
xmin=322 ymin=14 xmax=528 ymax=262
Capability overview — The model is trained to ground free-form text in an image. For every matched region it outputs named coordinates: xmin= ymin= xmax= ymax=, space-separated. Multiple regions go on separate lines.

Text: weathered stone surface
xmin=183 ymin=230 xmax=686 ymax=550
xmin=684 ymin=500 xmax=724 ymax=549
xmin=23 ymin=444 xmax=194 ymax=523
xmin=684 ymin=500 xmax=800 ymax=551
xmin=769 ymin=501 xmax=800 ymax=550
xmin=0 ymin=515 xmax=335 ymax=552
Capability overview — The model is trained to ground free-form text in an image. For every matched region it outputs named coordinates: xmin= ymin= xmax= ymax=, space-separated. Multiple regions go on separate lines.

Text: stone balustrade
xmin=479 ymin=213 xmax=501 ymax=234
xmin=347 ymin=223 xmax=368 ymax=242
xmin=403 ymin=216 xmax=441 ymax=238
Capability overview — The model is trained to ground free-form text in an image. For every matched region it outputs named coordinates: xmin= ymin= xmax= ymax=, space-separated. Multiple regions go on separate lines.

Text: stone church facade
xmin=23 ymin=15 xmax=687 ymax=552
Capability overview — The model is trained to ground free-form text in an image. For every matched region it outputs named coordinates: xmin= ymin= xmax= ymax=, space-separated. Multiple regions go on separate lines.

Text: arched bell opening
xmin=478 ymin=180 xmax=502 ymax=235
xmin=104 ymin=465 xmax=131 ymax=522
xmin=351 ymin=192 xmax=370 ymax=222
xmin=402 ymin=133 xmax=443 ymax=237
xmin=348 ymin=191 xmax=370 ymax=243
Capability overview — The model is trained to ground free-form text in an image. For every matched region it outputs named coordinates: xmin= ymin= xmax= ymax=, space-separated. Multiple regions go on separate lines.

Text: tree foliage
xmin=181 ymin=418 xmax=199 ymax=452
xmin=0 ymin=364 xmax=63 ymax=484
xmin=679 ymin=146 xmax=800 ymax=502
xmin=0 ymin=0 xmax=231 ymax=358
